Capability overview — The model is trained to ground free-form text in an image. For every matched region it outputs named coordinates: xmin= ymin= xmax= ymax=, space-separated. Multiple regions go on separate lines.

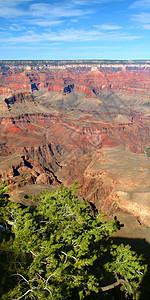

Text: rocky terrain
xmin=0 ymin=60 xmax=150 ymax=240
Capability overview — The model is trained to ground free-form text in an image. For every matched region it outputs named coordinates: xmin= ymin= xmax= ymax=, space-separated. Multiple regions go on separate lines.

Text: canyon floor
xmin=0 ymin=60 xmax=150 ymax=246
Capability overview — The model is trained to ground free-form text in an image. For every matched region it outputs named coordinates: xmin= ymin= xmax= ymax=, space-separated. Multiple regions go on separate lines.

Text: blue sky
xmin=0 ymin=0 xmax=150 ymax=60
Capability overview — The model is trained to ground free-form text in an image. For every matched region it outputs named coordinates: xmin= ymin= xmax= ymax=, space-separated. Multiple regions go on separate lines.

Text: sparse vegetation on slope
xmin=145 ymin=147 xmax=150 ymax=157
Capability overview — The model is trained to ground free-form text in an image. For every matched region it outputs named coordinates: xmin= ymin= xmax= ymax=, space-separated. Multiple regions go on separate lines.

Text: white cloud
xmin=131 ymin=13 xmax=150 ymax=23
xmin=9 ymin=24 xmax=26 ymax=31
xmin=35 ymin=21 xmax=64 ymax=27
xmin=0 ymin=0 xmax=31 ymax=5
xmin=0 ymin=0 xmax=125 ymax=20
xmin=0 ymin=0 xmax=31 ymax=18
xmin=141 ymin=24 xmax=150 ymax=29
xmin=0 ymin=28 xmax=142 ymax=43
xmin=71 ymin=19 xmax=79 ymax=22
xmin=94 ymin=24 xmax=122 ymax=30
xmin=0 ymin=7 xmax=27 ymax=18
xmin=0 ymin=0 xmax=92 ymax=22
xmin=73 ymin=0 xmax=124 ymax=4
xmin=130 ymin=12 xmax=150 ymax=30
xmin=129 ymin=0 xmax=150 ymax=9
xmin=29 ymin=3 xmax=91 ymax=18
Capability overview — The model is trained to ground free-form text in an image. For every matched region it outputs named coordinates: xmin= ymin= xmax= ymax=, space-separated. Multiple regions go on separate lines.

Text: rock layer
xmin=0 ymin=60 xmax=150 ymax=228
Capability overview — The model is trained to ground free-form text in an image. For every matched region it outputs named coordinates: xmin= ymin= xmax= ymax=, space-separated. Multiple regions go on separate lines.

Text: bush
xmin=0 ymin=183 xmax=146 ymax=299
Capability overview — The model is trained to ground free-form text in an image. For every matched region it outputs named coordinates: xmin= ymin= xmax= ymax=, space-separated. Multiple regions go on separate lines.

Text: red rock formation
xmin=0 ymin=61 xmax=150 ymax=227
xmin=48 ymin=85 xmax=64 ymax=93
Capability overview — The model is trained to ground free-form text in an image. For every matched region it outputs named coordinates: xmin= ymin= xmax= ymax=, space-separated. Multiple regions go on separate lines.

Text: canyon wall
xmin=0 ymin=61 xmax=149 ymax=230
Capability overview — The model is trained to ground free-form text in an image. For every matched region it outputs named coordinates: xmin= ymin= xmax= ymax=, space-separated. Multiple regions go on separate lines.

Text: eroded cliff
xmin=0 ymin=60 xmax=150 ymax=230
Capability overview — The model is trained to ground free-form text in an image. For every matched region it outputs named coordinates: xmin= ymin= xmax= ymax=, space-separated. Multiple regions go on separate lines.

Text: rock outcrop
xmin=0 ymin=60 xmax=150 ymax=231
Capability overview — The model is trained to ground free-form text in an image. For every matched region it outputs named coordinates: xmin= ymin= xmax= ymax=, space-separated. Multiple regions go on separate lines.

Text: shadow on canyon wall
xmin=113 ymin=237 xmax=150 ymax=300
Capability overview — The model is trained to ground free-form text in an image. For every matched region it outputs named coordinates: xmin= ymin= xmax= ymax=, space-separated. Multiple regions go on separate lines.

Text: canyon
xmin=0 ymin=60 xmax=150 ymax=241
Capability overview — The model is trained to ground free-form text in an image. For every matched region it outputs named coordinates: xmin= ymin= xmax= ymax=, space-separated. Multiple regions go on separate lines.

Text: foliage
xmin=0 ymin=183 xmax=146 ymax=300
xmin=145 ymin=147 xmax=150 ymax=157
